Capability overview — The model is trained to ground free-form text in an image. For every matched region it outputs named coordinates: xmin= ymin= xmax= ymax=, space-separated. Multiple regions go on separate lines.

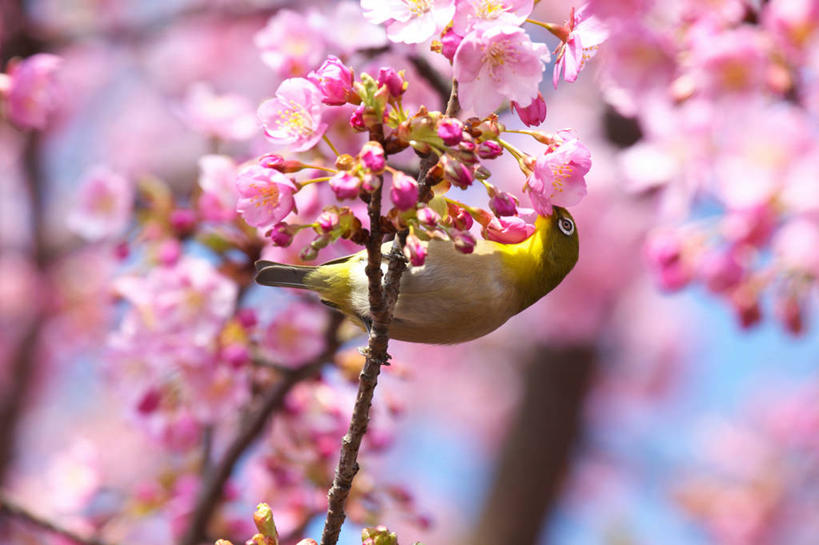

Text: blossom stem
xmin=297 ymin=176 xmax=331 ymax=187
xmin=303 ymin=164 xmax=338 ymax=173
xmin=323 ymin=135 xmax=341 ymax=157
xmin=498 ymin=138 xmax=526 ymax=160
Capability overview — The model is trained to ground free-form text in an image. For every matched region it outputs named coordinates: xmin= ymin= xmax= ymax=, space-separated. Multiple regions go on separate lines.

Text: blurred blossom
xmin=454 ymin=24 xmax=550 ymax=114
xmin=45 ymin=439 xmax=101 ymax=513
xmin=773 ymin=218 xmax=819 ymax=276
xmin=0 ymin=53 xmax=62 ymax=129
xmin=66 ymin=166 xmax=133 ymax=241
xmin=181 ymin=83 xmax=256 ymax=141
xmin=254 ymin=10 xmax=326 ymax=78
xmin=197 ymin=154 xmax=239 ymax=222
xmin=361 ymin=0 xmax=456 ymax=44
xmin=261 ymin=302 xmax=328 ymax=367
xmin=314 ymin=2 xmax=388 ymax=54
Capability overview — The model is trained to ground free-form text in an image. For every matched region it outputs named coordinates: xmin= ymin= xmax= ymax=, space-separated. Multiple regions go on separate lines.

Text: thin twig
xmin=178 ymin=313 xmax=344 ymax=545
xmin=0 ymin=494 xmax=117 ymax=545
xmin=417 ymin=79 xmax=460 ymax=201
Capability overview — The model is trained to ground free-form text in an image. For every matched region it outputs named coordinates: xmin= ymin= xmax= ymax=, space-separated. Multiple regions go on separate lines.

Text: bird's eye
xmin=558 ymin=217 xmax=575 ymax=236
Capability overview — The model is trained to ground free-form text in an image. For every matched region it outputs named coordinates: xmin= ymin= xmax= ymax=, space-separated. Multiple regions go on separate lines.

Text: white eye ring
xmin=558 ymin=216 xmax=575 ymax=236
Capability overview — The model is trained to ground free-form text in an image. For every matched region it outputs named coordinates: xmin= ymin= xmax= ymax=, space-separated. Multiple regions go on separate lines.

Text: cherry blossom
xmin=552 ymin=5 xmax=608 ymax=88
xmin=66 ymin=166 xmax=133 ymax=241
xmin=451 ymin=0 xmax=534 ymax=35
xmin=235 ymin=165 xmax=298 ymax=228
xmin=525 ymin=136 xmax=591 ymax=215
xmin=197 ymin=154 xmax=239 ymax=222
xmin=181 ymin=83 xmax=256 ymax=141
xmin=454 ymin=24 xmax=550 ymax=114
xmin=361 ymin=0 xmax=456 ymax=44
xmin=258 ymin=78 xmax=328 ymax=152
xmin=0 ymin=53 xmax=62 ymax=129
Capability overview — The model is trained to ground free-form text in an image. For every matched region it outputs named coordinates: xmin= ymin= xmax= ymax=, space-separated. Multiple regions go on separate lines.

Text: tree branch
xmin=0 ymin=494 xmax=117 ymax=545
xmin=320 ymin=135 xmax=409 ymax=545
xmin=178 ymin=313 xmax=344 ymax=545
xmin=417 ymin=79 xmax=459 ymax=202
xmin=407 ymin=54 xmax=451 ymax=110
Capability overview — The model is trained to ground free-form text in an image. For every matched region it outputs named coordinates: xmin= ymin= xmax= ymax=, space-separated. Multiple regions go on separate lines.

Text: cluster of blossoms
xmin=0 ymin=53 xmax=62 ymax=130
xmin=593 ymin=0 xmax=819 ymax=333
xmin=232 ymin=0 xmax=602 ymax=266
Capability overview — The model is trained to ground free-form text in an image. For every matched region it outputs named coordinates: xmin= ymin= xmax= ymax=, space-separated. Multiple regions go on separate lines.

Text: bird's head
xmin=536 ymin=206 xmax=580 ymax=289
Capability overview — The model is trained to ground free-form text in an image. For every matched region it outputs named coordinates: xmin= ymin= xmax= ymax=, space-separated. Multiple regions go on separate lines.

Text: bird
xmin=255 ymin=207 xmax=579 ymax=344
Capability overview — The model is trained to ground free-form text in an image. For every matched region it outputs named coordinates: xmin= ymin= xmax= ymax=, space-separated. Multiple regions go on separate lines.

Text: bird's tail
xmin=254 ymin=260 xmax=316 ymax=289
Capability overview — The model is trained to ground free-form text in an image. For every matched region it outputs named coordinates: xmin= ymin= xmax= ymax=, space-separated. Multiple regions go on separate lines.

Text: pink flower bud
xmin=350 ymin=105 xmax=366 ymax=131
xmin=170 ymin=208 xmax=196 ymax=233
xmin=361 ymin=173 xmax=381 ymax=192
xmin=158 ymin=239 xmax=182 ymax=266
xmin=775 ymin=293 xmax=804 ymax=335
xmin=484 ymin=216 xmax=535 ymax=244
xmin=404 ymin=233 xmax=427 ymax=266
xmin=258 ymin=153 xmax=285 ymax=169
xmin=477 ymin=140 xmax=503 ymax=159
xmin=453 ymin=230 xmax=476 ymax=254
xmin=222 ymin=344 xmax=249 ymax=368
xmin=136 ymin=388 xmax=161 ymax=414
xmin=296 ymin=540 xmax=318 ymax=545
xmin=114 ymin=241 xmax=130 ymax=260
xmin=329 ymin=172 xmax=361 ymax=200
xmin=441 ymin=155 xmax=474 ymax=189
xmin=448 ymin=203 xmax=473 ymax=231
xmin=237 ymin=308 xmax=258 ymax=328
xmin=489 ymin=192 xmax=518 ymax=216
xmin=441 ymin=28 xmax=464 ymax=62
xmin=731 ymin=286 xmax=762 ymax=329
xmin=359 ymin=141 xmax=386 ymax=173
xmin=437 ymin=117 xmax=464 ymax=146
xmin=377 ymin=67 xmax=406 ymax=97
xmin=416 ymin=206 xmax=440 ymax=227
xmin=390 ymin=172 xmax=418 ymax=211
xmin=512 ymin=93 xmax=547 ymax=127
xmin=317 ymin=210 xmax=339 ymax=232
xmin=269 ymin=222 xmax=294 ymax=247
xmin=307 ymin=55 xmax=354 ymax=106
xmin=698 ymin=250 xmax=744 ymax=293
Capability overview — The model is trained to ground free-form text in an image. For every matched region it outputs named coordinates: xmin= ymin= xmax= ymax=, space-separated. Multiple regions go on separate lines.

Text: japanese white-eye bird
xmin=255 ymin=207 xmax=579 ymax=344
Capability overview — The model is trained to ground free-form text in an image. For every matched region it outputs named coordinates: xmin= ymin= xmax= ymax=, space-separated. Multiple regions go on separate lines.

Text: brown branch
xmin=320 ymin=149 xmax=409 ymax=545
xmin=417 ymin=79 xmax=459 ymax=201
xmin=470 ymin=345 xmax=596 ymax=545
xmin=0 ymin=494 xmax=117 ymax=545
xmin=407 ymin=54 xmax=451 ymax=109
xmin=178 ymin=313 xmax=344 ymax=545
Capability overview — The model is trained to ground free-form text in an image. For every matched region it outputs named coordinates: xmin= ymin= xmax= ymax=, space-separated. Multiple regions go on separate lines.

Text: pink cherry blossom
xmin=235 ymin=165 xmax=298 ymax=228
xmin=1 ymin=53 xmax=62 ymax=129
xmin=361 ymin=0 xmax=456 ymax=44
xmin=66 ymin=166 xmax=133 ymax=241
xmin=454 ymin=24 xmax=550 ymax=114
xmin=181 ymin=83 xmax=256 ymax=141
xmin=197 ymin=154 xmax=239 ymax=222
xmin=307 ymin=56 xmax=355 ymax=106
xmin=511 ymin=92 xmax=546 ymax=127
xmin=317 ymin=2 xmax=388 ymax=55
xmin=774 ymin=218 xmax=819 ymax=276
xmin=525 ymin=136 xmax=590 ymax=215
xmin=552 ymin=5 xmax=608 ymax=88
xmin=258 ymin=78 xmax=328 ymax=152
xmin=329 ymin=171 xmax=362 ymax=200
xmin=254 ymin=10 xmax=326 ymax=78
xmin=484 ymin=215 xmax=535 ymax=243
xmin=451 ymin=0 xmax=534 ymax=35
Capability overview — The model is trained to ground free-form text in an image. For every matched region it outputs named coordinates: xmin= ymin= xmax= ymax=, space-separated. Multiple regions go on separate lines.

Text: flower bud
xmin=477 ymin=140 xmax=503 ymax=159
xmin=268 ymin=222 xmax=294 ymax=247
xmin=222 ymin=343 xmax=249 ymax=368
xmin=512 ymin=92 xmax=547 ymax=127
xmin=237 ymin=308 xmax=258 ymax=328
xmin=295 ymin=541 xmax=318 ymax=545
xmin=359 ymin=141 xmax=386 ymax=173
xmin=484 ymin=216 xmax=535 ymax=244
xmin=698 ymin=250 xmax=744 ymax=293
xmin=170 ymin=208 xmax=196 ymax=234
xmin=416 ymin=206 xmax=440 ymax=227
xmin=404 ymin=233 xmax=427 ymax=266
xmin=253 ymin=503 xmax=279 ymax=543
xmin=362 ymin=527 xmax=397 ymax=545
xmin=329 ymin=172 xmax=361 ymax=200
xmin=452 ymin=230 xmax=476 ymax=254
xmin=350 ymin=105 xmax=366 ymax=132
xmin=390 ymin=172 xmax=418 ymax=211
xmin=258 ymin=153 xmax=285 ymax=169
xmin=476 ymin=114 xmax=503 ymax=139
xmin=644 ymin=230 xmax=691 ymax=291
xmin=307 ymin=55 xmax=354 ymax=105
xmin=775 ymin=292 xmax=804 ymax=335
xmin=489 ymin=192 xmax=518 ymax=216
xmin=437 ymin=117 xmax=463 ymax=146
xmin=136 ymin=388 xmax=161 ymax=414
xmin=361 ymin=173 xmax=381 ymax=192
xmin=440 ymin=155 xmax=474 ymax=189
xmin=158 ymin=239 xmax=181 ymax=266
xmin=215 ymin=540 xmax=234 ymax=545
xmin=377 ymin=67 xmax=406 ymax=98
xmin=335 ymin=153 xmax=355 ymax=171
xmin=441 ymin=28 xmax=464 ymax=62
xmin=448 ymin=203 xmax=473 ymax=231
xmin=317 ymin=210 xmax=339 ymax=233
